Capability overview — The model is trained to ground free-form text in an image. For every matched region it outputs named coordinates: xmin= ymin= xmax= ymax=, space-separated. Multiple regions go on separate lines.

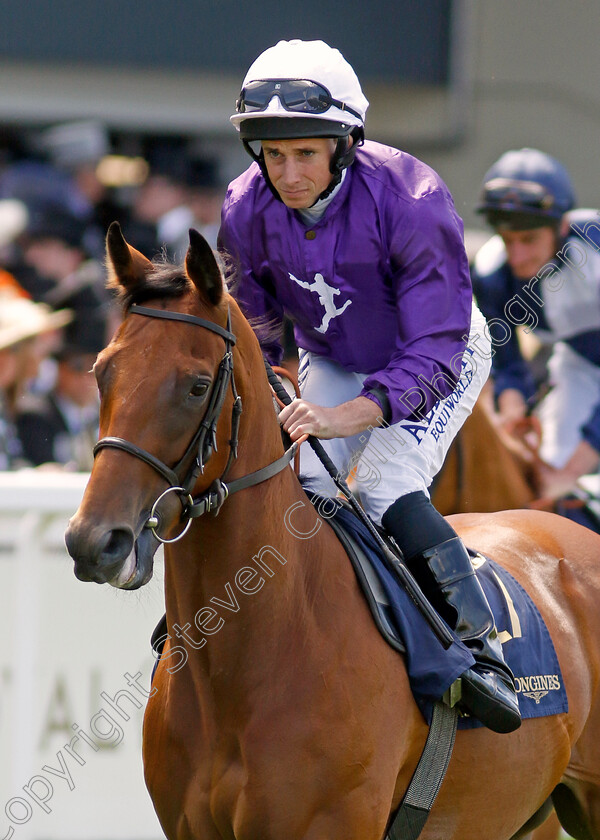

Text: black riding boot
xmin=420 ymin=537 xmax=521 ymax=733
xmin=382 ymin=492 xmax=521 ymax=734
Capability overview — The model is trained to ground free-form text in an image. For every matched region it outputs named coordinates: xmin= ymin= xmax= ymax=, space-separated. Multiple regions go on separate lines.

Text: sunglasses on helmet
xmin=236 ymin=79 xmax=362 ymax=120
xmin=482 ymin=177 xmax=555 ymax=211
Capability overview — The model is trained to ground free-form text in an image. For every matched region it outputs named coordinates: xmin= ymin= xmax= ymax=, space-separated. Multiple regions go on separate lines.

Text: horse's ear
xmin=106 ymin=221 xmax=153 ymax=292
xmin=185 ymin=228 xmax=223 ymax=306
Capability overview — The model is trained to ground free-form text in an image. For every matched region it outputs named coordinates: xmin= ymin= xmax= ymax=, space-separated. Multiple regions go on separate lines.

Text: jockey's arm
xmin=278 ymin=395 xmax=382 ymax=440
xmin=537 ymin=439 xmax=600 ymax=501
xmin=564 ymin=439 xmax=600 ymax=479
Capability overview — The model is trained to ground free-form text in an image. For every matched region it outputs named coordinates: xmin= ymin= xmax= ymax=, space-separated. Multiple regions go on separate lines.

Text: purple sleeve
xmin=360 ymin=188 xmax=472 ymax=424
xmin=218 ymin=192 xmax=285 ymax=365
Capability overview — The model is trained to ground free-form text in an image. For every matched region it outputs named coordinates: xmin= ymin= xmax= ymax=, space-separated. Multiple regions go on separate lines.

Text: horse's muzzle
xmin=65 ymin=517 xmax=155 ymax=589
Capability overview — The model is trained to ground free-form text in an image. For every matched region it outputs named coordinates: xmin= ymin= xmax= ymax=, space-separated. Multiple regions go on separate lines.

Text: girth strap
xmin=387 ymin=700 xmax=458 ymax=840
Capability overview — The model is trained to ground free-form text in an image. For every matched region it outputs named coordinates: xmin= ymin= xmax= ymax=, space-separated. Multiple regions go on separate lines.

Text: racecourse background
xmin=0 ymin=3 xmax=591 ymax=838
xmin=0 ymin=2 xmax=599 ymax=229
xmin=0 ymin=473 xmax=165 ymax=839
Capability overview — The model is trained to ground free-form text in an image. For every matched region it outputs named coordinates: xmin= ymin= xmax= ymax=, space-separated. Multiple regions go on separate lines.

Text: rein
xmin=93 ymin=303 xmax=296 ymax=542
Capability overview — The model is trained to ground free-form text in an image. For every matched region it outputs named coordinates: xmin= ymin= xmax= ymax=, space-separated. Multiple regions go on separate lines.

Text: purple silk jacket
xmin=218 ymin=140 xmax=473 ymax=425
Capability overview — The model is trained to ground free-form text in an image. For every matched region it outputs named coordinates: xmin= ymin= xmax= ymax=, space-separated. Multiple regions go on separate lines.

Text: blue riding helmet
xmin=476 ymin=148 xmax=576 ymax=230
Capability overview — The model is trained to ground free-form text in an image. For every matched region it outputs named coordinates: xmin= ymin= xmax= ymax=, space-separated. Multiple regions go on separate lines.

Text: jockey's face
xmin=498 ymin=226 xmax=558 ymax=280
xmin=262 ymin=138 xmax=337 ymax=208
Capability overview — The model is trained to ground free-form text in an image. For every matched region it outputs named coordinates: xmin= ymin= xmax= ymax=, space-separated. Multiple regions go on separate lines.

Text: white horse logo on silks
xmin=289 ymin=272 xmax=352 ymax=334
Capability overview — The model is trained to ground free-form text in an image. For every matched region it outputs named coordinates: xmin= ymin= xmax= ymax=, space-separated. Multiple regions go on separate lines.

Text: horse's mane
xmin=221 ymin=248 xmax=284 ymax=351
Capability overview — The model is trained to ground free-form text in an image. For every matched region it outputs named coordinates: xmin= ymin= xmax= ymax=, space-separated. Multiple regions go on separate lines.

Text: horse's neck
xmin=163 ymin=450 xmax=321 ymax=640
xmin=161 ymin=461 xmax=334 ymax=717
xmin=161 ymin=339 xmax=346 ymax=695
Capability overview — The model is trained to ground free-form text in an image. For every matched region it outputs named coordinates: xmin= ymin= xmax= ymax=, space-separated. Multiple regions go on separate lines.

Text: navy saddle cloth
xmin=314 ymin=495 xmax=569 ymax=728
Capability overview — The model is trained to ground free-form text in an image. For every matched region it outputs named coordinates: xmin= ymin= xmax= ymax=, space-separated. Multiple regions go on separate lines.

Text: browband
xmin=130 ymin=304 xmax=236 ymax=344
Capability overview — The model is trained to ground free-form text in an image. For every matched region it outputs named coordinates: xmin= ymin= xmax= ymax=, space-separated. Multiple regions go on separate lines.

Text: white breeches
xmin=297 ymin=303 xmax=492 ymax=524
xmin=536 ymin=341 xmax=600 ymax=468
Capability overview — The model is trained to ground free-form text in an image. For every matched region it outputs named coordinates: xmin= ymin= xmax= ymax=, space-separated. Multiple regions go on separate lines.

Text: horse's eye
xmin=190 ymin=381 xmax=210 ymax=398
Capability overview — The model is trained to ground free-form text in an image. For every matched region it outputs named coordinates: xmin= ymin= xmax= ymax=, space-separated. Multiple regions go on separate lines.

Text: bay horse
xmin=65 ymin=224 xmax=600 ymax=840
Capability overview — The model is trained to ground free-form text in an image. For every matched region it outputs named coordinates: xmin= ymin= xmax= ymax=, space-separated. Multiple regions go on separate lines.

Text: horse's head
xmin=65 ymin=222 xmax=268 ymax=589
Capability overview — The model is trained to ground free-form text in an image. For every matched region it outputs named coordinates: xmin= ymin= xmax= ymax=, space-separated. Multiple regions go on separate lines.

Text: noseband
xmin=93 ymin=303 xmax=296 ymax=542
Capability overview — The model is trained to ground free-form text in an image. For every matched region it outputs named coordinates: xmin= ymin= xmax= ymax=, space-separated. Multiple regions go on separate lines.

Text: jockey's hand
xmin=536 ymin=462 xmax=581 ymax=502
xmin=278 ymin=396 xmax=382 ymax=440
xmin=536 ymin=440 xmax=600 ymax=502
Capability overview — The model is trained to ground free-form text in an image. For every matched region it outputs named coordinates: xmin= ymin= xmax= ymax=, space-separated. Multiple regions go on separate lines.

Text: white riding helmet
xmin=230 ymin=39 xmax=369 ymax=141
xmin=231 ymin=40 xmax=369 ymax=202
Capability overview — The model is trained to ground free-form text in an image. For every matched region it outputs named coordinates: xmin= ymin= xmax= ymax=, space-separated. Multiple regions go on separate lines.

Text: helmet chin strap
xmin=314 ymin=133 xmax=357 ymax=203
xmin=242 ymin=127 xmax=364 ymax=205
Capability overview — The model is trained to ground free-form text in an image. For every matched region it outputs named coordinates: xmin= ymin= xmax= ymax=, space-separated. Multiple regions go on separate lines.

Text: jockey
xmin=218 ymin=38 xmax=521 ymax=734
xmin=472 ymin=148 xmax=600 ymax=502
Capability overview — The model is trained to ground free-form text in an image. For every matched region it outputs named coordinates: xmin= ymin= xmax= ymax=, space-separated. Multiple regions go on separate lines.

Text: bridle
xmin=93 ymin=297 xmax=459 ymax=681
xmin=93 ymin=303 xmax=297 ymax=543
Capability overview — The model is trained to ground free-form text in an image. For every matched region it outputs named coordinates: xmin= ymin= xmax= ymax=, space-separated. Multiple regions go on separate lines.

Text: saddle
xmin=310 ymin=492 xmax=569 ymax=728
xmin=149 ymin=488 xmax=568 ymax=727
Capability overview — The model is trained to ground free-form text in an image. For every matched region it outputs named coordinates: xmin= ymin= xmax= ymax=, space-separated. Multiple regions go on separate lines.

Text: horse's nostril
xmin=100 ymin=528 xmax=135 ymax=564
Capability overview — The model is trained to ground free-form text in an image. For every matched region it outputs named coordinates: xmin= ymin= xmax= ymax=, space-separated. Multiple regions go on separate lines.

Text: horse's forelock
xmin=110 ymin=248 xmax=281 ymax=350
xmin=109 ymin=259 xmax=192 ymax=311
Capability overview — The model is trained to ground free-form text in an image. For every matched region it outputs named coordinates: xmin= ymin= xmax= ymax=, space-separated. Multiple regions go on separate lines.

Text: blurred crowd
xmin=0 ymin=120 xmax=226 ymax=471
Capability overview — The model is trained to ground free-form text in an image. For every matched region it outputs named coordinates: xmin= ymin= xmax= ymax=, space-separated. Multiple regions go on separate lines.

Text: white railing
xmin=0 ymin=471 xmax=165 ymax=840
